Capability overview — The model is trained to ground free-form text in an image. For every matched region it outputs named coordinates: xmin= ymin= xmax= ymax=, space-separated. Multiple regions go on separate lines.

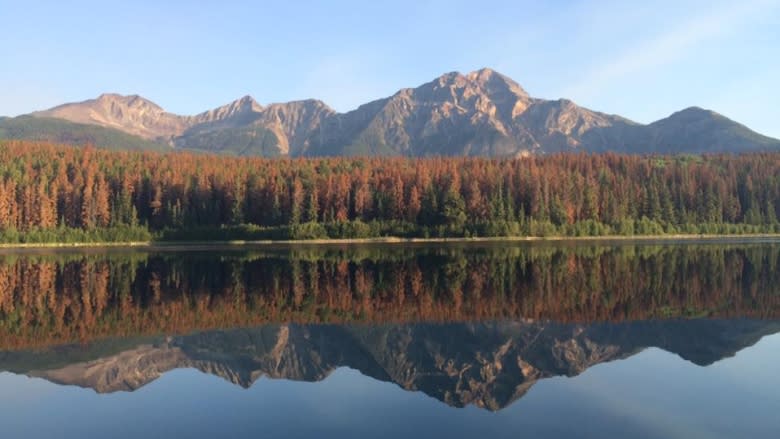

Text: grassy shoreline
xmin=0 ymin=233 xmax=779 ymax=249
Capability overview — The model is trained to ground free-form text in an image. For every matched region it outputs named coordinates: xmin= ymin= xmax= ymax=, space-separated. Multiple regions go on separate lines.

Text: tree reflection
xmin=0 ymin=244 xmax=777 ymax=349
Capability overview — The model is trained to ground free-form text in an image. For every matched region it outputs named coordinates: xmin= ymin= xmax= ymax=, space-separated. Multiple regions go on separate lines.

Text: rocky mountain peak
xmin=189 ymin=95 xmax=263 ymax=125
xmin=32 ymin=93 xmax=186 ymax=140
xmin=20 ymin=68 xmax=780 ymax=156
xmin=91 ymin=93 xmax=165 ymax=113
xmin=421 ymin=68 xmax=527 ymax=96
xmin=221 ymin=94 xmax=263 ymax=114
xmin=433 ymin=70 xmax=465 ymax=85
xmin=265 ymin=98 xmax=332 ymax=111
xmin=468 ymin=67 xmax=498 ymax=79
xmin=235 ymin=95 xmax=262 ymax=111
xmin=467 ymin=67 xmax=530 ymax=98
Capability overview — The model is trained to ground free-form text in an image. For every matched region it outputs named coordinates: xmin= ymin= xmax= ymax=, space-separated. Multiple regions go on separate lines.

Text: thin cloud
xmin=564 ymin=0 xmax=776 ymax=101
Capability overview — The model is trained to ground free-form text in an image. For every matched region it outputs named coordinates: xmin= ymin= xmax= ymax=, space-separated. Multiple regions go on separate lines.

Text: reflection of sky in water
xmin=0 ymin=333 xmax=777 ymax=439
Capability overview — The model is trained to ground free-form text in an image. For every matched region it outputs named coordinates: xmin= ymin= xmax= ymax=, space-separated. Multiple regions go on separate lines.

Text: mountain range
xmin=1 ymin=68 xmax=778 ymax=156
xmin=2 ymin=319 xmax=777 ymax=411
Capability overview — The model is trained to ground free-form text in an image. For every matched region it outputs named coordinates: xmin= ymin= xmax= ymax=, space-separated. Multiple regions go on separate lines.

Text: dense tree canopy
xmin=0 ymin=140 xmax=779 ymax=240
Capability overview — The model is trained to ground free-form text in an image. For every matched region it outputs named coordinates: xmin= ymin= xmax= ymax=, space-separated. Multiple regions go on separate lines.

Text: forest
xmin=0 ymin=140 xmax=779 ymax=242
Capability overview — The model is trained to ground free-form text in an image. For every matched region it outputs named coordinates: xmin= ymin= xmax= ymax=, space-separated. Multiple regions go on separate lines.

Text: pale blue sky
xmin=2 ymin=0 xmax=778 ymax=137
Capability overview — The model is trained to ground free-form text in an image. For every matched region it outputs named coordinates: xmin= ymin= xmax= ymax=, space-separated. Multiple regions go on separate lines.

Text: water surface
xmin=0 ymin=241 xmax=777 ymax=438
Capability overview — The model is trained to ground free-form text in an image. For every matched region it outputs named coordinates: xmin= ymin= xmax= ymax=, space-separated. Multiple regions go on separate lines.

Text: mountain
xmin=189 ymin=95 xmax=264 ymax=126
xmin=308 ymin=69 xmax=638 ymax=156
xmin=7 ymin=68 xmax=780 ymax=156
xmin=2 ymin=319 xmax=778 ymax=411
xmin=640 ymin=107 xmax=780 ymax=153
xmin=32 ymin=93 xmax=188 ymax=141
xmin=177 ymin=98 xmax=336 ymax=156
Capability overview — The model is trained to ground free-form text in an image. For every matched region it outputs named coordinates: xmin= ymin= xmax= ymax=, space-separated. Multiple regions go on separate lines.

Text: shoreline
xmin=0 ymin=233 xmax=779 ymax=249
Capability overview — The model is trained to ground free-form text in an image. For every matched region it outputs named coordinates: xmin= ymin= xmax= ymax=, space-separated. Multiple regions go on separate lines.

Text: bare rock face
xmin=26 ymin=69 xmax=780 ymax=156
xmin=188 ymin=95 xmax=264 ymax=126
xmin=307 ymin=68 xmax=538 ymax=156
xmin=250 ymin=100 xmax=337 ymax=155
xmin=33 ymin=94 xmax=190 ymax=141
xmin=173 ymin=98 xmax=337 ymax=156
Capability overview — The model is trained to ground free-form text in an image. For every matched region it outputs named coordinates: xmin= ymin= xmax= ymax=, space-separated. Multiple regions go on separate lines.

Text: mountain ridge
xmin=5 ymin=68 xmax=779 ymax=156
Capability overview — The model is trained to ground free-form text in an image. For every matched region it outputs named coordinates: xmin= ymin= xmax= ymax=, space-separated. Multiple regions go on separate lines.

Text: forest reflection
xmin=0 ymin=243 xmax=777 ymax=350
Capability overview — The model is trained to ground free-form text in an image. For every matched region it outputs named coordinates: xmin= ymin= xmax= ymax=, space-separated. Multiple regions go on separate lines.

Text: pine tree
xmin=290 ymin=178 xmax=304 ymax=225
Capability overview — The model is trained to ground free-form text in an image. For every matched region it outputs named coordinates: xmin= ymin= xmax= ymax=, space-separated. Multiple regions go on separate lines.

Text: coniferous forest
xmin=0 ymin=140 xmax=779 ymax=243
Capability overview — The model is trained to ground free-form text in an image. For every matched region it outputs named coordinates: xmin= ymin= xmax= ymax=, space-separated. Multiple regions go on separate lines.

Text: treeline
xmin=0 ymin=140 xmax=779 ymax=241
xmin=0 ymin=245 xmax=777 ymax=349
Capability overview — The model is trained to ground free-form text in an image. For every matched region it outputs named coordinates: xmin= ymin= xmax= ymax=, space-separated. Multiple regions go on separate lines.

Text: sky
xmin=1 ymin=0 xmax=778 ymax=137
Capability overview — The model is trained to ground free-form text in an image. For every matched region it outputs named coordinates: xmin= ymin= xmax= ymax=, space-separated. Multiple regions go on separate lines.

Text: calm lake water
xmin=0 ymin=240 xmax=778 ymax=438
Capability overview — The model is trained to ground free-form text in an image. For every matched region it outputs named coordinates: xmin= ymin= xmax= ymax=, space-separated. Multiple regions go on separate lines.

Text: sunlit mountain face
xmin=4 ymin=69 xmax=776 ymax=156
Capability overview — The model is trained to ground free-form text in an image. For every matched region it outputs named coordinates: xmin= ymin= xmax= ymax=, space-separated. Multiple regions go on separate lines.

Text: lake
xmin=0 ymin=240 xmax=778 ymax=438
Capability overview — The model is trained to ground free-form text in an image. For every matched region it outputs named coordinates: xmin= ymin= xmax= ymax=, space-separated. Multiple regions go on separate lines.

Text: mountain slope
xmin=188 ymin=95 xmax=264 ymax=126
xmin=309 ymin=69 xmax=641 ymax=156
xmin=0 ymin=116 xmax=169 ymax=151
xmin=310 ymin=69 xmax=526 ymax=155
xmin=32 ymin=93 xmax=189 ymax=141
xmin=643 ymin=107 xmax=780 ymax=153
xmin=14 ymin=69 xmax=780 ymax=156
xmin=177 ymin=99 xmax=337 ymax=156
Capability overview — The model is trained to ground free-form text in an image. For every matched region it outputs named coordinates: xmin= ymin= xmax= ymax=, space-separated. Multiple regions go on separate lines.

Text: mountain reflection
xmin=0 ymin=243 xmax=778 ymax=349
xmin=1 ymin=319 xmax=778 ymax=411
